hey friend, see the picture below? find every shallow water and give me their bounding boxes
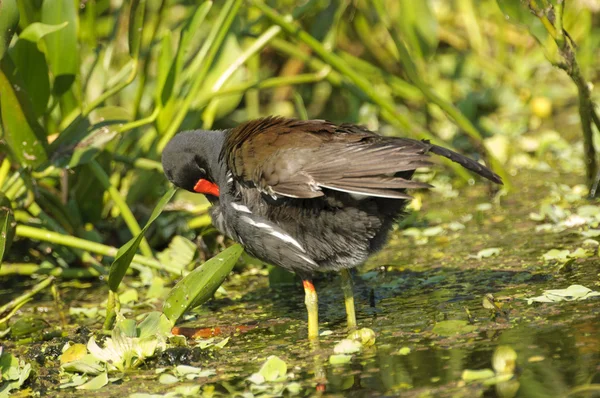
[3,170,600,397]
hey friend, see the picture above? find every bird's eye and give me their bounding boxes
[198,167,206,175]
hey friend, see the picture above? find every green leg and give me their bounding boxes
[340,269,357,330]
[303,279,319,340]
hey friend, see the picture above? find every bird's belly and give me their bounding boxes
[211,191,407,274]
[257,194,407,272]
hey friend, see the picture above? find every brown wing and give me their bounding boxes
[222,116,501,199]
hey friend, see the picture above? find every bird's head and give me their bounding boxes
[161,130,223,198]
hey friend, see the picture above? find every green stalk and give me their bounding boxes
[0,263,101,278]
[117,106,160,134]
[103,290,120,330]
[0,157,10,188]
[212,71,331,98]
[4,175,25,200]
[89,160,153,258]
[15,225,184,274]
[158,0,242,152]
[212,25,281,92]
[113,154,164,172]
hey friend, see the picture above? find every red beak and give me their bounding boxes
[193,179,220,197]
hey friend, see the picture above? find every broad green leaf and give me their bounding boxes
[0,193,15,266]
[108,187,177,292]
[19,22,68,44]
[9,24,66,117]
[0,0,19,60]
[162,244,243,324]
[397,0,438,59]
[156,31,174,107]
[41,0,78,95]
[0,56,48,168]
[51,107,131,169]
[128,0,147,59]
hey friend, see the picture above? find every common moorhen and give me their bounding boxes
[162,116,502,339]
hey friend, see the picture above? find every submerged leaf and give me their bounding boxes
[432,320,477,336]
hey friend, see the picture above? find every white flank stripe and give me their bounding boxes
[240,216,306,252]
[231,202,251,213]
[269,230,305,252]
[297,253,317,265]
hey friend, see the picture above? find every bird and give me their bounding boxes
[161,116,502,340]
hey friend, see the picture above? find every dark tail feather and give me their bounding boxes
[428,144,503,185]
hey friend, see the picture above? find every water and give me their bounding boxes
[2,170,599,397]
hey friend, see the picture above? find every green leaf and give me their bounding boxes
[51,106,131,169]
[76,371,108,390]
[0,56,49,168]
[128,0,147,59]
[41,0,78,95]
[0,193,16,267]
[162,244,243,324]
[138,312,171,339]
[9,23,67,117]
[329,354,352,365]
[108,187,177,292]
[19,22,68,44]
[156,31,174,107]
[397,0,438,59]
[257,356,287,382]
[0,0,19,60]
